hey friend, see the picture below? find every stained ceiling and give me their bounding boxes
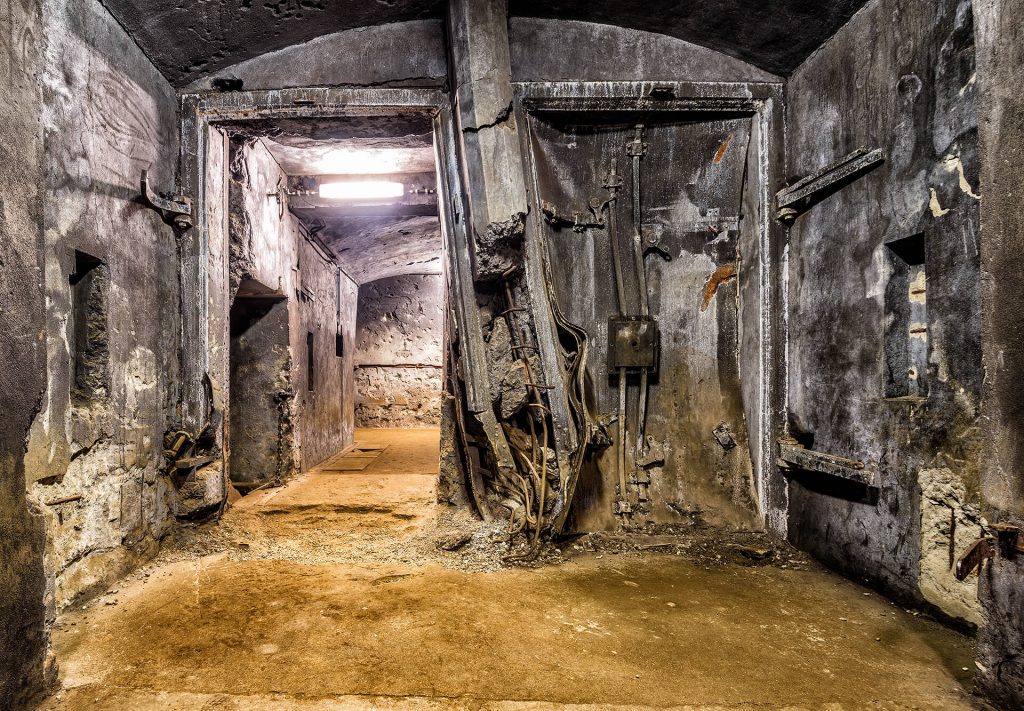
[244,120,441,286]
[312,216,443,285]
[100,0,870,86]
[263,137,436,176]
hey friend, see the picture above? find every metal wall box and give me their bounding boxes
[608,316,659,372]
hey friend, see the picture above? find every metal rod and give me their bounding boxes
[637,368,649,455]
[604,160,626,316]
[629,124,651,455]
[618,366,628,505]
[630,125,649,318]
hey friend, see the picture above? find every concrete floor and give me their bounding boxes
[42,429,982,710]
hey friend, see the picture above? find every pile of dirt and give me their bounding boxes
[157,491,811,576]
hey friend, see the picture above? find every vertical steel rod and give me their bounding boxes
[629,124,651,456]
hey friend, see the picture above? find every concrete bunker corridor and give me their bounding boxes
[6,1,1024,708]
[40,86,980,711]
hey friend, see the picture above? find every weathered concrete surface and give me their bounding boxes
[509,0,871,76]
[99,0,866,86]
[228,139,358,474]
[785,0,982,624]
[974,0,1024,705]
[263,135,437,176]
[449,0,528,242]
[296,235,358,469]
[509,19,779,83]
[320,216,444,285]
[100,0,444,87]
[22,0,180,622]
[185,20,447,93]
[355,274,444,428]
[355,275,444,366]
[0,0,49,705]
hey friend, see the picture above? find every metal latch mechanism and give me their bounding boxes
[141,169,194,230]
[955,523,1024,581]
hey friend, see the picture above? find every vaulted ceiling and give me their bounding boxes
[100,0,870,86]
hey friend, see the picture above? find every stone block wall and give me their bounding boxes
[354,273,444,428]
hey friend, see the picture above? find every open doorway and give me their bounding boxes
[219,107,450,497]
[228,280,291,494]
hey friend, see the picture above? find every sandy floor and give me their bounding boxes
[42,428,984,710]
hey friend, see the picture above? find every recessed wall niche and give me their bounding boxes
[69,250,110,404]
[884,234,928,399]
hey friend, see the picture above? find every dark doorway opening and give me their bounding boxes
[229,281,291,494]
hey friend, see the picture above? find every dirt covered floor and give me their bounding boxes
[42,429,983,710]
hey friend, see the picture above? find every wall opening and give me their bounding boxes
[208,102,455,493]
[228,284,292,493]
[69,250,109,404]
[884,234,928,399]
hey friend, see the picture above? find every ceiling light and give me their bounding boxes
[319,181,405,200]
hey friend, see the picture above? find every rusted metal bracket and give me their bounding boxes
[956,536,996,580]
[990,523,1024,552]
[777,440,877,487]
[776,148,885,223]
[141,169,194,230]
[953,524,1022,580]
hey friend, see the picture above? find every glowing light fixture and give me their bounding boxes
[318,181,405,200]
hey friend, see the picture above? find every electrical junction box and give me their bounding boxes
[607,316,659,372]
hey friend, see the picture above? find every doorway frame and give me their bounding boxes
[177,87,477,507]
[512,80,788,533]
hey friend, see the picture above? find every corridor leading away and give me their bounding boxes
[41,430,975,710]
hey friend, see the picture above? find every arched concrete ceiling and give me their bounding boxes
[99,0,444,87]
[509,0,872,76]
[101,0,870,86]
[311,215,443,285]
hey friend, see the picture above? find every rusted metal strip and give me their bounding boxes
[778,442,875,487]
[956,536,995,581]
[776,148,885,221]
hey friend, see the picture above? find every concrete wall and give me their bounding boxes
[21,0,180,621]
[974,0,1024,705]
[0,0,179,703]
[228,138,357,474]
[296,236,358,468]
[509,18,778,83]
[784,0,983,624]
[0,0,50,705]
[354,273,444,428]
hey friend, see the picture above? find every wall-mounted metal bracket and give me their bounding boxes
[776,148,885,223]
[956,536,995,580]
[541,198,607,232]
[777,439,877,487]
[141,169,194,230]
[952,524,1022,581]
[990,523,1024,553]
